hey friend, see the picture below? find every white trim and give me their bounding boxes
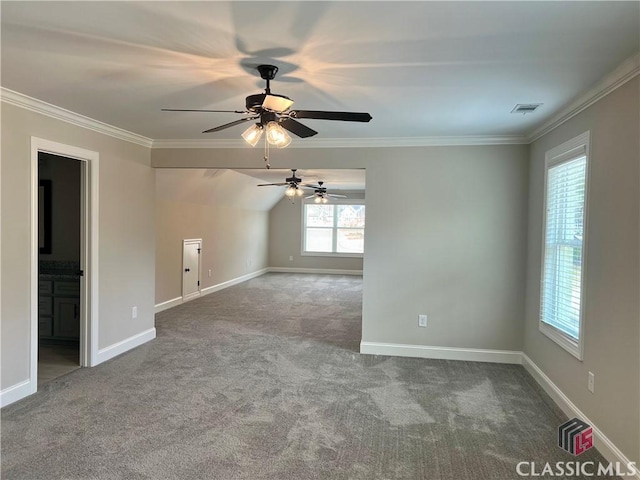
[155,268,269,313]
[359,342,523,364]
[539,131,590,361]
[200,267,269,295]
[95,328,156,365]
[151,135,527,149]
[528,53,640,143]
[302,201,366,257]
[30,138,101,400]
[300,252,364,259]
[154,296,183,314]
[269,267,363,276]
[522,354,640,479]
[182,291,201,302]
[3,54,637,151]
[0,380,33,408]
[2,88,152,148]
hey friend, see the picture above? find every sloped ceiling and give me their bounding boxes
[156,168,364,211]
[156,169,284,211]
[1,1,638,141]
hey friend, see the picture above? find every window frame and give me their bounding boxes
[539,131,591,360]
[301,199,365,258]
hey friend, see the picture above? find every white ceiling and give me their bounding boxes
[2,2,638,141]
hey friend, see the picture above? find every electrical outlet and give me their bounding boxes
[588,372,595,393]
[208,269,212,278]
[289,256,294,262]
[132,306,137,319]
[418,314,427,327]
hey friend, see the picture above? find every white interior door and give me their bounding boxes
[182,239,201,301]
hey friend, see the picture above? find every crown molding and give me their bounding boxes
[4,52,637,150]
[527,52,640,143]
[151,135,528,149]
[0,88,153,148]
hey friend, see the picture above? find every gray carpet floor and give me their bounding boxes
[1,273,612,479]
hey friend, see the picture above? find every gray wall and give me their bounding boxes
[524,78,639,463]
[155,202,269,304]
[1,102,155,389]
[154,169,277,305]
[361,147,529,350]
[153,144,530,354]
[269,192,365,271]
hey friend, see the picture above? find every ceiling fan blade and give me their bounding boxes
[162,108,247,113]
[202,117,257,134]
[328,194,348,198]
[257,182,289,186]
[302,183,322,189]
[279,118,318,138]
[289,110,372,122]
[304,195,315,199]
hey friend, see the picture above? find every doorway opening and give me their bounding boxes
[30,137,99,395]
[37,153,82,384]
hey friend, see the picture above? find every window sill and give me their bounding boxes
[539,321,583,360]
[301,252,363,259]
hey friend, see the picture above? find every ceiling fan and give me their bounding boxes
[162,64,373,147]
[257,168,310,197]
[305,181,347,204]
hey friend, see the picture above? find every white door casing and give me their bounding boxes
[182,239,201,301]
[30,137,99,397]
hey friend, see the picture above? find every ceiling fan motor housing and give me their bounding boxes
[246,93,267,112]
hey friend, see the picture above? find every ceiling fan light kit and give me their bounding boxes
[284,185,304,198]
[258,170,347,203]
[163,64,372,167]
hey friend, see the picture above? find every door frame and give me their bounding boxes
[30,137,99,393]
[182,238,202,302]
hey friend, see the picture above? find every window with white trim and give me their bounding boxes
[540,131,590,359]
[302,202,365,256]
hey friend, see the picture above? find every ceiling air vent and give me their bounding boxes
[511,103,543,114]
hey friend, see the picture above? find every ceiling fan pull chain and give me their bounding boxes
[264,136,271,169]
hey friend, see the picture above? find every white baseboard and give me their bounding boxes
[0,379,33,408]
[154,296,183,314]
[96,327,156,365]
[521,353,639,479]
[155,268,269,314]
[268,267,363,276]
[182,291,201,303]
[201,268,269,295]
[360,341,522,364]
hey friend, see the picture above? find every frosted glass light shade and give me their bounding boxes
[262,94,294,113]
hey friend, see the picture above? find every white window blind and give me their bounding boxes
[541,154,587,343]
